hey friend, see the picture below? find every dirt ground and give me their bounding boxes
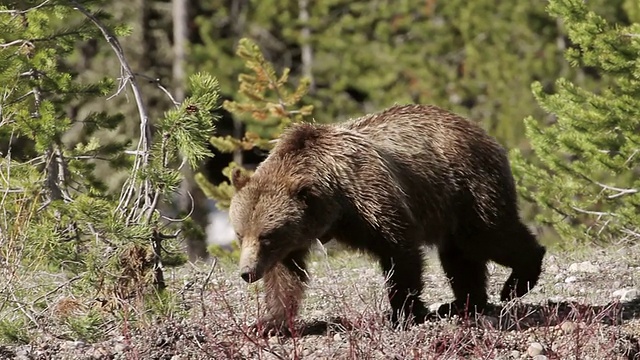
[2,242,640,360]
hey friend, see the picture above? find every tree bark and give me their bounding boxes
[172,0,187,103]
[298,0,315,92]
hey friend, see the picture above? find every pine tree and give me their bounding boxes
[195,37,313,210]
[0,0,220,340]
[511,0,640,245]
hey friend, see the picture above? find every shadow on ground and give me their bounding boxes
[291,298,640,337]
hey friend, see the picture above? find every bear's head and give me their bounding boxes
[228,158,338,284]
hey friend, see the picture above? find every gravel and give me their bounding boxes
[2,243,640,359]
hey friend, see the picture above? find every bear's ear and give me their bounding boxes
[289,180,314,202]
[231,167,251,191]
[278,123,322,154]
[296,185,312,201]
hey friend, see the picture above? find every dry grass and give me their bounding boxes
[1,243,640,359]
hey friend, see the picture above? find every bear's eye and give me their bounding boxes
[259,236,272,246]
[259,226,286,246]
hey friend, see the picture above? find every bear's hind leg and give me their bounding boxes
[491,222,545,302]
[378,247,429,328]
[436,241,489,317]
[258,249,309,336]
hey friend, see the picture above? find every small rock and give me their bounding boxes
[565,276,578,283]
[568,261,598,273]
[532,355,548,360]
[333,333,342,342]
[527,342,544,357]
[114,342,128,354]
[15,347,30,360]
[547,264,560,273]
[170,355,182,360]
[623,288,640,301]
[509,349,520,358]
[87,347,111,360]
[612,288,639,302]
[61,340,85,350]
[560,321,577,334]
[613,288,627,297]
[302,349,312,356]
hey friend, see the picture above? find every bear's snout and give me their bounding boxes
[239,241,264,283]
[240,266,260,283]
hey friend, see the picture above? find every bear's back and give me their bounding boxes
[342,104,498,158]
[341,104,518,228]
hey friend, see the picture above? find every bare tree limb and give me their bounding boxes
[0,0,51,14]
[69,0,153,218]
[199,257,217,318]
[161,189,195,223]
[570,206,617,218]
[0,39,33,48]
[620,228,640,239]
[134,72,180,107]
[595,181,638,199]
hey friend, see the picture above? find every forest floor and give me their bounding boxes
[2,242,640,360]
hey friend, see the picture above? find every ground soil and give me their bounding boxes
[2,243,640,359]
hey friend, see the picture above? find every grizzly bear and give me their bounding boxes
[228,104,545,334]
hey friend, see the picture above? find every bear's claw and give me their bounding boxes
[250,318,294,337]
[436,300,487,318]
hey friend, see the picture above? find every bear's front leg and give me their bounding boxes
[254,250,309,337]
[379,247,430,329]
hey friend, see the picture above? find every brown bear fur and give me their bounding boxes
[228,104,546,333]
